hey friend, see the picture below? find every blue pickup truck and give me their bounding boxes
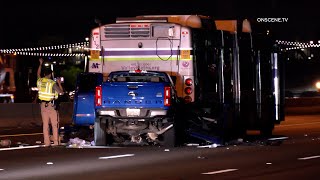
[94,70,181,147]
[73,72,103,126]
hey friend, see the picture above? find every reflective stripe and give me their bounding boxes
[37,78,56,101]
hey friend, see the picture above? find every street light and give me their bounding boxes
[315,81,320,91]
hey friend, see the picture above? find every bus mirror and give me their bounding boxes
[215,20,237,32]
[242,19,252,33]
[186,15,202,28]
[170,76,177,84]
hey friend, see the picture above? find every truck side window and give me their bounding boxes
[78,74,99,93]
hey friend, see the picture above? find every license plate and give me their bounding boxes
[126,109,140,117]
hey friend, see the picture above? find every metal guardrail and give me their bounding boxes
[0,94,14,103]
[0,103,73,128]
[285,97,320,107]
[0,98,319,128]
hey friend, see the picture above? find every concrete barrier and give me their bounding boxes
[0,103,73,128]
[285,97,320,115]
[285,97,320,107]
[1,98,320,128]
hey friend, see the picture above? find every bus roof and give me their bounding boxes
[113,15,252,33]
[116,15,207,28]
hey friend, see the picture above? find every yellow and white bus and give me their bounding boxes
[87,15,285,139]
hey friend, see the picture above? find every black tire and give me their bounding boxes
[163,125,176,148]
[260,125,274,138]
[94,117,106,146]
[260,117,274,138]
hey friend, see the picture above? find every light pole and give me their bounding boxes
[84,37,90,72]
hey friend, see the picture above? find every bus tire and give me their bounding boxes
[260,124,274,138]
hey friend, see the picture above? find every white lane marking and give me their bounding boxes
[0,133,42,138]
[66,146,123,149]
[266,162,272,165]
[0,169,4,171]
[46,162,53,165]
[279,122,320,127]
[0,145,42,151]
[268,137,289,141]
[99,154,135,160]
[202,169,238,175]
[197,144,221,148]
[298,155,320,160]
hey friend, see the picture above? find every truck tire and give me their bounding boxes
[163,125,176,147]
[94,117,106,146]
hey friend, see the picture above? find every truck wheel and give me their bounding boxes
[163,126,176,148]
[94,117,106,146]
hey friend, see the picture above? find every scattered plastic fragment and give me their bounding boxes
[186,143,199,146]
[197,156,207,159]
[0,140,11,147]
[197,143,221,148]
[67,137,92,148]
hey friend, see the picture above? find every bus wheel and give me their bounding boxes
[260,124,274,138]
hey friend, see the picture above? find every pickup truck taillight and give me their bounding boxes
[95,86,102,106]
[164,86,171,106]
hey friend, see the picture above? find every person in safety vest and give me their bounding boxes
[37,58,64,147]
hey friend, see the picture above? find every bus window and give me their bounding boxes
[192,28,219,103]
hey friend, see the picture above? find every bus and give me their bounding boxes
[86,15,285,141]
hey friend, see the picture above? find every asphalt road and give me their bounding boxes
[0,115,320,180]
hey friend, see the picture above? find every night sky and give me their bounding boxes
[1,0,320,93]
[1,0,320,48]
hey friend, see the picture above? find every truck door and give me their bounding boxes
[73,73,103,126]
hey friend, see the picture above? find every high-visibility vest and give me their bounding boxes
[37,78,59,101]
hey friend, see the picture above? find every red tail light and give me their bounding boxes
[95,86,102,106]
[185,78,192,86]
[184,87,192,94]
[164,86,171,106]
[184,96,192,103]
